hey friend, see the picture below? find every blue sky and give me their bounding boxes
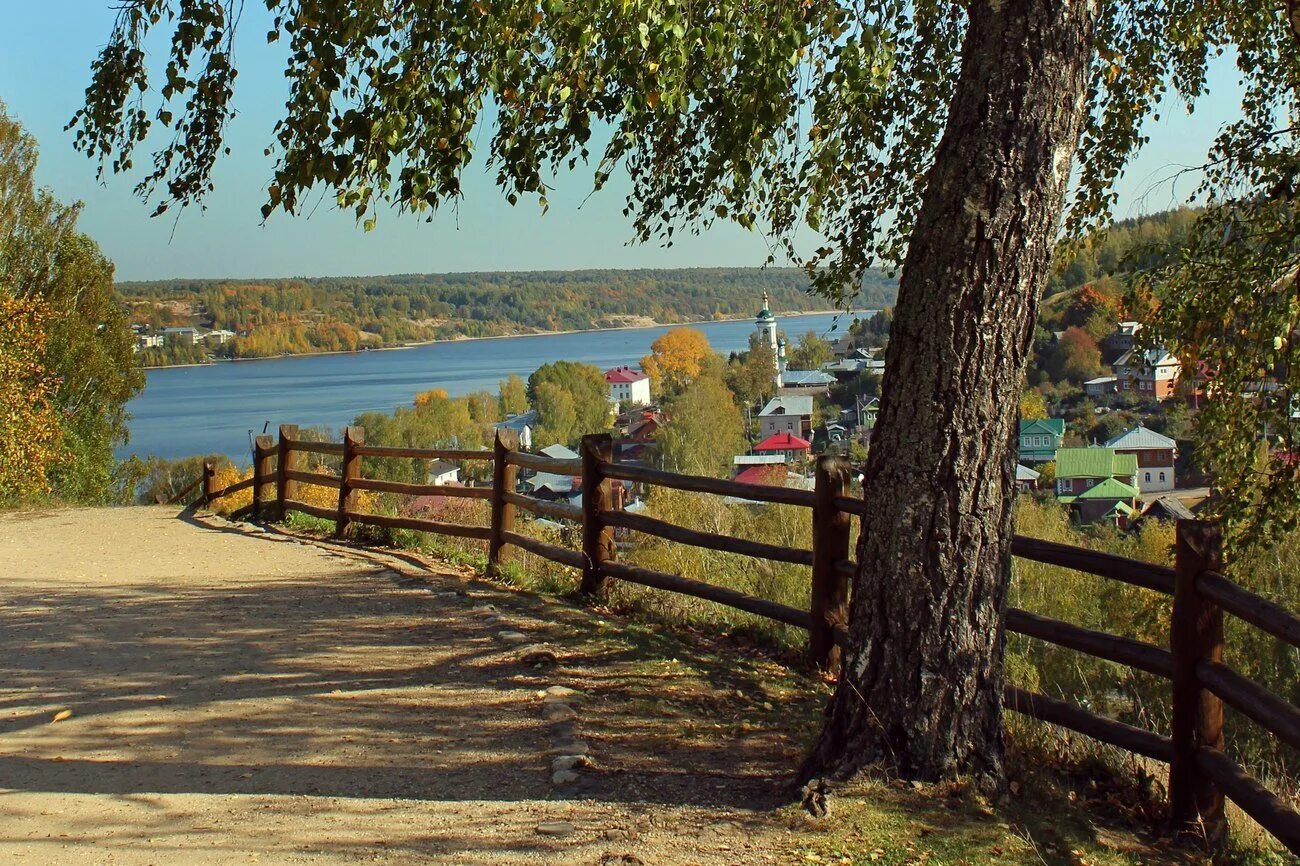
[1,2,1243,282]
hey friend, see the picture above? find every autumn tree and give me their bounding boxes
[498,374,529,417]
[1019,390,1049,422]
[0,293,65,500]
[641,327,713,396]
[658,375,747,478]
[1,103,142,502]
[1051,327,1104,384]
[73,0,1298,791]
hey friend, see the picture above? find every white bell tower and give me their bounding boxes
[755,292,781,387]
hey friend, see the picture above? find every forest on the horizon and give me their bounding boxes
[118,267,899,361]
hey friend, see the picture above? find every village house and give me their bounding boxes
[1016,464,1041,492]
[1100,321,1142,365]
[1061,477,1140,526]
[1084,376,1119,397]
[1113,348,1181,400]
[494,410,539,451]
[733,454,786,473]
[1018,418,1065,464]
[753,431,812,464]
[757,395,813,439]
[427,459,461,487]
[1054,447,1139,498]
[1106,424,1177,493]
[604,365,651,407]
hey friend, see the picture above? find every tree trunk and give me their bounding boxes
[803,0,1098,784]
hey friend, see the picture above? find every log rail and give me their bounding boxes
[191,424,1300,855]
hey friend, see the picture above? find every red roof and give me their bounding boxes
[734,465,788,486]
[754,431,811,452]
[605,365,649,384]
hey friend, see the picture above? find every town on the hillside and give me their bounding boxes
[394,293,1201,534]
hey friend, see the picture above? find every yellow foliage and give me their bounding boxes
[0,293,66,500]
[208,463,253,515]
[414,388,451,407]
[641,327,712,394]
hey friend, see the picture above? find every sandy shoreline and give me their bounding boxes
[141,307,872,370]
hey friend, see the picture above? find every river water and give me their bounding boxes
[123,311,866,461]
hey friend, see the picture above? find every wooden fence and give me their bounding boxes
[190,424,1300,854]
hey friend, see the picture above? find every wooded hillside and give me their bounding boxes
[118,267,898,351]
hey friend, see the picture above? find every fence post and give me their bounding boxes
[488,429,520,576]
[810,455,853,669]
[1169,519,1226,848]
[335,426,364,538]
[276,423,298,521]
[580,433,615,595]
[253,434,274,520]
[201,459,216,507]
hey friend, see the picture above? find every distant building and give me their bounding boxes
[1019,418,1065,464]
[1054,447,1138,497]
[1100,321,1142,365]
[824,422,849,444]
[206,329,236,345]
[604,365,651,407]
[1106,424,1177,493]
[134,332,164,352]
[754,292,835,394]
[1062,477,1140,526]
[162,326,198,347]
[1084,376,1119,397]
[495,410,539,451]
[858,397,879,431]
[779,369,837,394]
[1113,348,1181,400]
[753,431,812,463]
[733,454,787,469]
[428,459,461,486]
[733,464,788,487]
[757,395,813,439]
[1016,464,1041,492]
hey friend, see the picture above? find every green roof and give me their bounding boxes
[1020,418,1065,437]
[1055,447,1137,480]
[757,309,774,320]
[1075,477,1140,500]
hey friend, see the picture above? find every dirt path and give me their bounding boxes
[0,506,822,865]
[0,506,1184,866]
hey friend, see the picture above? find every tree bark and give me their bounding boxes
[803,0,1098,784]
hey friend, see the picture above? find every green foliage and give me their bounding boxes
[527,360,609,445]
[787,330,833,371]
[1,102,143,504]
[725,334,778,409]
[498,374,529,417]
[658,375,747,477]
[1146,197,1300,546]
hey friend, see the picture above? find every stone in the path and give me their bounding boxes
[550,721,578,740]
[536,820,574,836]
[498,630,529,643]
[552,754,591,772]
[552,769,580,785]
[542,702,577,721]
[520,645,559,665]
[543,685,583,700]
[474,603,497,612]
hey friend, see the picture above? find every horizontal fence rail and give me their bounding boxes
[187,426,1300,855]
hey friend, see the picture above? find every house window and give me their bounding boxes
[1060,479,1073,493]
[1145,472,1151,483]
[1159,472,1166,482]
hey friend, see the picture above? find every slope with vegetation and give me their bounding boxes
[117,267,898,363]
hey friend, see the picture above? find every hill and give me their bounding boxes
[117,267,898,362]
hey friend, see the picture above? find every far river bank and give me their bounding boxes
[123,311,869,462]
[139,307,864,369]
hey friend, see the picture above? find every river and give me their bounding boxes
[123,311,867,462]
